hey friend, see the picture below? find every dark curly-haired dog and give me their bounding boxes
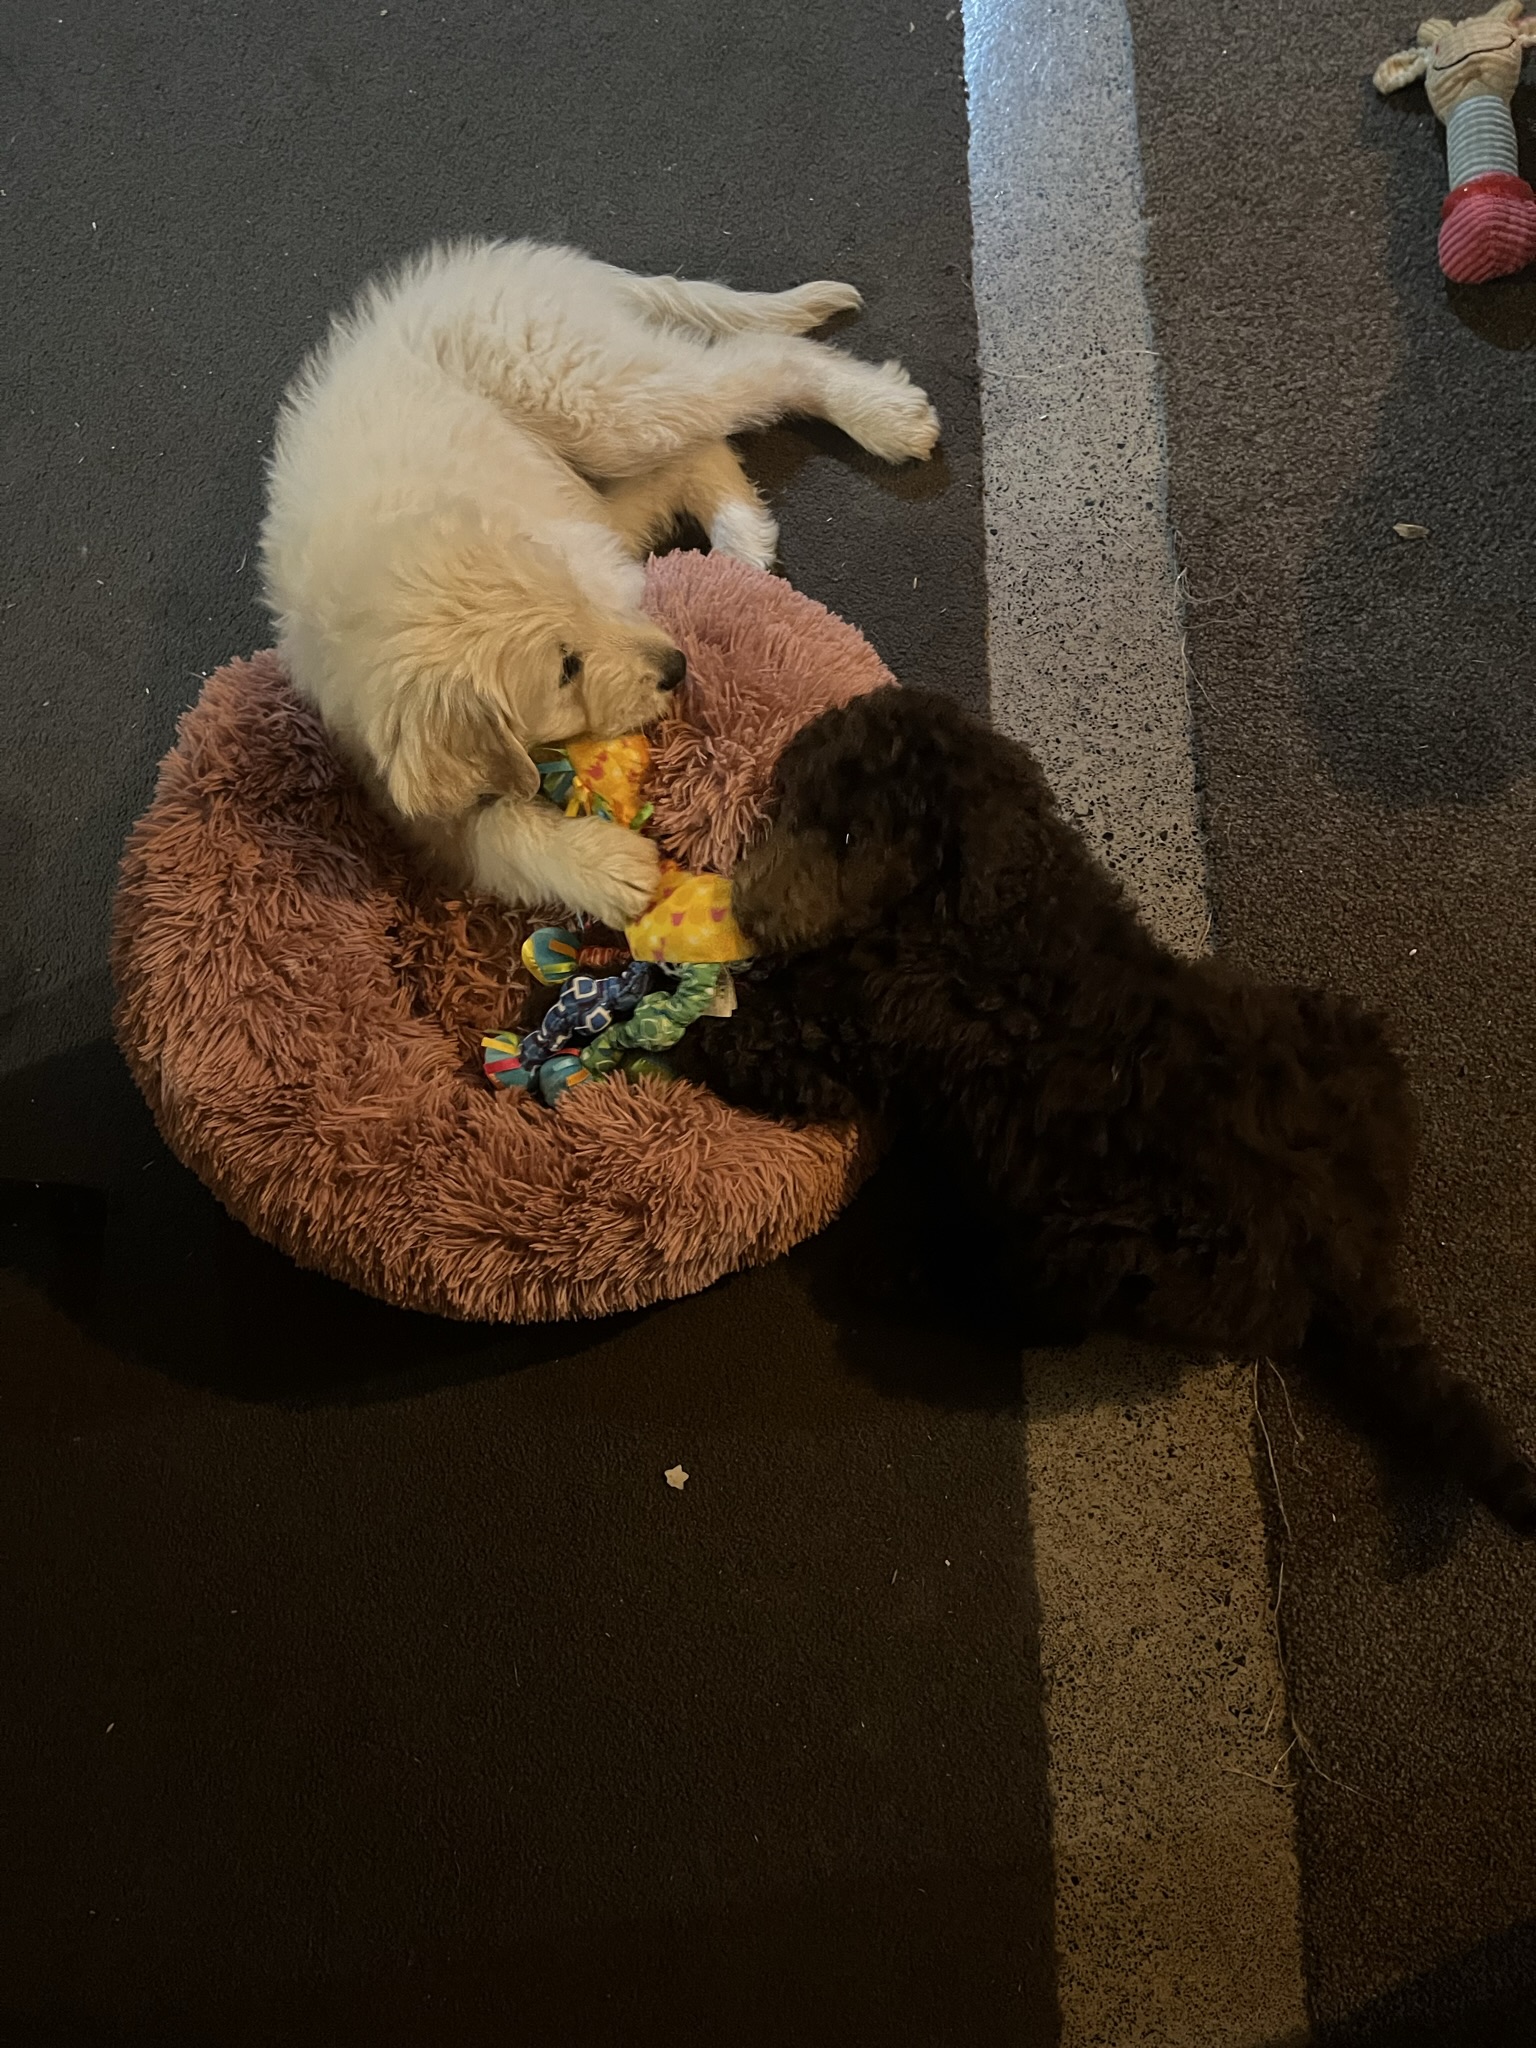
[677,688,1536,1533]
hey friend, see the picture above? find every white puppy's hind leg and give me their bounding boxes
[707,495,780,572]
[619,273,863,338]
[695,443,779,569]
[570,333,940,476]
[465,799,661,929]
[601,442,779,570]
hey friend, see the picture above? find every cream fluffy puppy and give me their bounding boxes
[259,239,940,927]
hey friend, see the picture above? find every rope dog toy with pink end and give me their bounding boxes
[1375,3,1536,283]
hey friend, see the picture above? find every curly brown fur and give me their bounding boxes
[678,689,1536,1534]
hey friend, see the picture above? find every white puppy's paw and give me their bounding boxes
[829,358,941,464]
[783,279,864,330]
[561,819,662,930]
[709,497,780,571]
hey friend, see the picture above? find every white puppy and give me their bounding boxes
[259,238,940,928]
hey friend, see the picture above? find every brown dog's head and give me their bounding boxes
[732,689,983,954]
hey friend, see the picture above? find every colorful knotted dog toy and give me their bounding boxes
[483,933,734,1103]
[628,862,754,965]
[517,964,652,1060]
[1375,4,1536,284]
[535,732,753,965]
[536,734,655,831]
[483,726,757,1103]
[580,963,730,1077]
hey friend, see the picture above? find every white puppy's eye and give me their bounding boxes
[560,651,583,686]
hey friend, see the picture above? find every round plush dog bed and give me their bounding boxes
[113,551,892,1321]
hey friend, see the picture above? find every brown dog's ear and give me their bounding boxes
[375,673,540,820]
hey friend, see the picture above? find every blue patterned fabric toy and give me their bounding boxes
[483,954,653,1102]
[483,924,742,1106]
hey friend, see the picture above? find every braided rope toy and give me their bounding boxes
[1375,3,1536,284]
[482,935,732,1105]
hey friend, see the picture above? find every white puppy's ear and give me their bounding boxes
[375,673,540,821]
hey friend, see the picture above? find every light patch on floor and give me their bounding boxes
[963,0,1309,2039]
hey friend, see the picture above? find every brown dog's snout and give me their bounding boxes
[732,829,843,954]
[656,648,687,693]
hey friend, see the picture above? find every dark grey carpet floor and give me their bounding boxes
[1125,1,1536,2040]
[0,6,1057,2043]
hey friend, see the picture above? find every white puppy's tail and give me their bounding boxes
[618,273,863,338]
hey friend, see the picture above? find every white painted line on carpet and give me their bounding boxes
[963,0,1309,2039]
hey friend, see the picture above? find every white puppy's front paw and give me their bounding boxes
[830,358,941,464]
[709,497,780,571]
[561,819,662,930]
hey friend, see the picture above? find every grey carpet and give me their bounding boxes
[0,5,1057,2043]
[1124,0,1536,2038]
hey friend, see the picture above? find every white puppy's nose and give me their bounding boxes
[656,648,687,693]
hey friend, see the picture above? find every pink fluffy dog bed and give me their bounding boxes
[112,552,892,1322]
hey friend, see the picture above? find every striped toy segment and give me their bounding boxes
[1445,91,1520,188]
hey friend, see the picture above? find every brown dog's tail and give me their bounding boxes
[1304,1298,1536,1533]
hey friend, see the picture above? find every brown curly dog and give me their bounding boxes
[676,689,1536,1534]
